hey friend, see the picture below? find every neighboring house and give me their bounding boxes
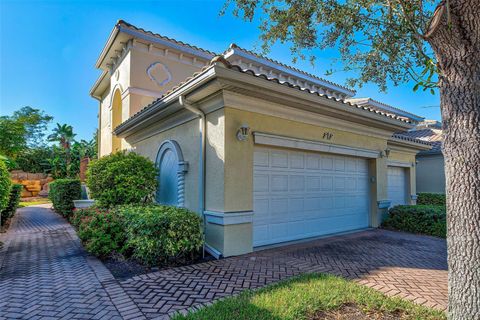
[400,121,444,193]
[90,20,431,258]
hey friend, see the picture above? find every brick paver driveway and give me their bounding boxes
[0,205,447,319]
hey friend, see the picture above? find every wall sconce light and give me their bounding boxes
[381,148,391,158]
[236,124,250,141]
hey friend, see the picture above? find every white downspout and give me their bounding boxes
[179,95,211,258]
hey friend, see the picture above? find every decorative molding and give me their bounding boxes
[146,62,172,87]
[377,200,391,209]
[156,140,188,207]
[204,211,254,226]
[387,160,413,168]
[223,90,395,140]
[253,132,381,159]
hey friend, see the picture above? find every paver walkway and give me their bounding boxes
[0,206,447,319]
[0,205,143,320]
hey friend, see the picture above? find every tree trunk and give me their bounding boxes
[427,1,480,318]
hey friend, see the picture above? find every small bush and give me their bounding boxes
[86,152,157,208]
[417,193,446,206]
[382,205,446,238]
[72,207,126,258]
[48,179,82,216]
[118,205,203,266]
[0,160,12,213]
[1,184,22,225]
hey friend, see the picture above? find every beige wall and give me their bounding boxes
[97,45,208,157]
[128,117,202,213]
[416,154,445,193]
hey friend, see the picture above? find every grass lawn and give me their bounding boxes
[18,198,51,208]
[173,273,445,320]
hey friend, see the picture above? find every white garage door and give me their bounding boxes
[253,147,371,247]
[387,166,408,207]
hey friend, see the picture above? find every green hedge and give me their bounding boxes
[1,184,22,225]
[382,205,446,238]
[49,179,82,216]
[72,207,126,258]
[119,205,204,266]
[86,152,157,208]
[417,193,446,206]
[0,160,12,213]
[72,204,204,265]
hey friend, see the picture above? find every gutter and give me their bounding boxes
[178,96,219,259]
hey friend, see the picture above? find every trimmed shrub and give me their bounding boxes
[1,184,22,225]
[382,205,446,238]
[417,193,446,206]
[0,160,12,213]
[72,207,126,258]
[86,152,157,208]
[117,205,203,266]
[48,179,82,216]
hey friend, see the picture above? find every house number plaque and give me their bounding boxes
[323,132,334,140]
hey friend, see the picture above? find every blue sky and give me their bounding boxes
[0,0,440,141]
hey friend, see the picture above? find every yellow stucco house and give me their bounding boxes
[91,20,430,258]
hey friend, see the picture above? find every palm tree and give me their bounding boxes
[48,123,76,176]
[48,123,76,150]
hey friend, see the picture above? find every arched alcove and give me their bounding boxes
[155,140,189,206]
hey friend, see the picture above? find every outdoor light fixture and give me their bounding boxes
[381,148,391,158]
[236,124,250,141]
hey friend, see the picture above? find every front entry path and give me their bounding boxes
[0,206,447,319]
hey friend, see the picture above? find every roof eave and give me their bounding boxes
[224,47,356,97]
[90,70,109,100]
[388,137,432,150]
[95,23,121,69]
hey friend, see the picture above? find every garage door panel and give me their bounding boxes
[387,167,408,207]
[254,147,370,246]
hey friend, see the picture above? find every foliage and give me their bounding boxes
[417,193,446,206]
[0,154,17,171]
[0,107,53,158]
[48,123,76,150]
[117,205,204,266]
[15,147,54,173]
[1,184,22,225]
[0,160,12,213]
[12,106,53,147]
[48,179,82,216]
[0,117,27,158]
[223,0,439,92]
[72,204,204,266]
[173,273,445,320]
[86,152,157,208]
[382,205,446,238]
[72,207,126,258]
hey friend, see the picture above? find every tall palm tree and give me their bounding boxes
[48,123,76,176]
[48,123,76,150]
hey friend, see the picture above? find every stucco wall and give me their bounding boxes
[129,118,202,213]
[416,154,445,193]
[129,48,205,96]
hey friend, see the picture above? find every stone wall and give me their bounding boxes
[10,170,54,198]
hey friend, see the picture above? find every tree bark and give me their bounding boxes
[427,1,480,318]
